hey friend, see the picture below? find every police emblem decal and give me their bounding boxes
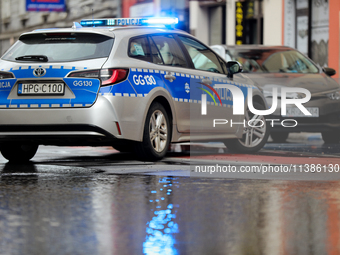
[185,82,190,93]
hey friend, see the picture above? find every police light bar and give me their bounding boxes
[80,17,178,27]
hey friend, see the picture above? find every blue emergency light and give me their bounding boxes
[80,17,178,27]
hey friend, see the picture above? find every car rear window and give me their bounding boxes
[2,33,114,62]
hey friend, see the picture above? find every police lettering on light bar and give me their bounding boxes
[141,18,179,25]
[80,17,178,27]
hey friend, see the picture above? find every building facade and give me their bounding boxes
[1,0,339,78]
[122,0,189,32]
[190,0,340,77]
[283,0,340,77]
[190,0,283,48]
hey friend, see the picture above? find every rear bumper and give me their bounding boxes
[0,124,117,146]
[0,96,122,145]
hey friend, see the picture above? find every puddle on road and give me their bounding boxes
[0,168,340,255]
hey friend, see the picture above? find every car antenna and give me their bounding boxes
[92,9,94,27]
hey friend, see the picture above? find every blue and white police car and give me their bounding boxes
[0,17,269,162]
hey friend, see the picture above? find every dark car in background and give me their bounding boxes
[211,45,340,143]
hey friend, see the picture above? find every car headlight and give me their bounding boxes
[327,91,340,100]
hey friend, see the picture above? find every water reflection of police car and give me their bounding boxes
[0,17,269,162]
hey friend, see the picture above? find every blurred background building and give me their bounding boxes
[122,0,189,32]
[0,0,339,77]
[191,0,339,75]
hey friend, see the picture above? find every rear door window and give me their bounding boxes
[2,33,114,62]
[150,34,187,67]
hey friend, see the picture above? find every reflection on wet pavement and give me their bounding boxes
[143,177,179,255]
[0,163,340,255]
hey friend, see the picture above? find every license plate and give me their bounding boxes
[283,107,319,117]
[18,83,65,95]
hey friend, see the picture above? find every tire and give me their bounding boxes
[322,131,340,144]
[224,102,270,153]
[271,132,289,143]
[134,102,171,161]
[1,143,38,163]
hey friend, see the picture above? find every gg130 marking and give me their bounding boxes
[73,80,93,86]
[133,75,156,85]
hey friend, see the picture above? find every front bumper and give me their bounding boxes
[270,111,340,132]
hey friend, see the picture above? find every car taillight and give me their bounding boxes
[68,70,100,78]
[100,69,128,86]
[0,71,14,79]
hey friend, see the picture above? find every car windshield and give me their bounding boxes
[2,32,114,62]
[226,48,319,74]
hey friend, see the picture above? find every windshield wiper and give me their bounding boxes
[15,55,48,62]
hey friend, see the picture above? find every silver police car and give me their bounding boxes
[0,18,269,162]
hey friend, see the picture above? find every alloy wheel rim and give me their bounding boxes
[149,110,168,152]
[239,109,266,148]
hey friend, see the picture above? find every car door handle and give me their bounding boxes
[201,78,212,85]
[164,74,176,82]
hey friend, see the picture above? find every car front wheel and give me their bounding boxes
[134,102,171,161]
[1,143,39,163]
[224,102,270,153]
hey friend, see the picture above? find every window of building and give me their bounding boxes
[284,0,329,67]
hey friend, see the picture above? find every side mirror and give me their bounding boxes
[323,67,336,77]
[226,61,242,78]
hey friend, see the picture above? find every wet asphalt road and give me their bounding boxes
[1,134,340,255]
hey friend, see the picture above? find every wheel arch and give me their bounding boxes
[134,95,174,161]
[152,96,173,125]
[138,88,177,142]
[147,96,174,143]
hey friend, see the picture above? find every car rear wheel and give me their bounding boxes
[322,131,340,144]
[134,102,171,161]
[224,102,270,153]
[1,143,39,163]
[270,132,289,143]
